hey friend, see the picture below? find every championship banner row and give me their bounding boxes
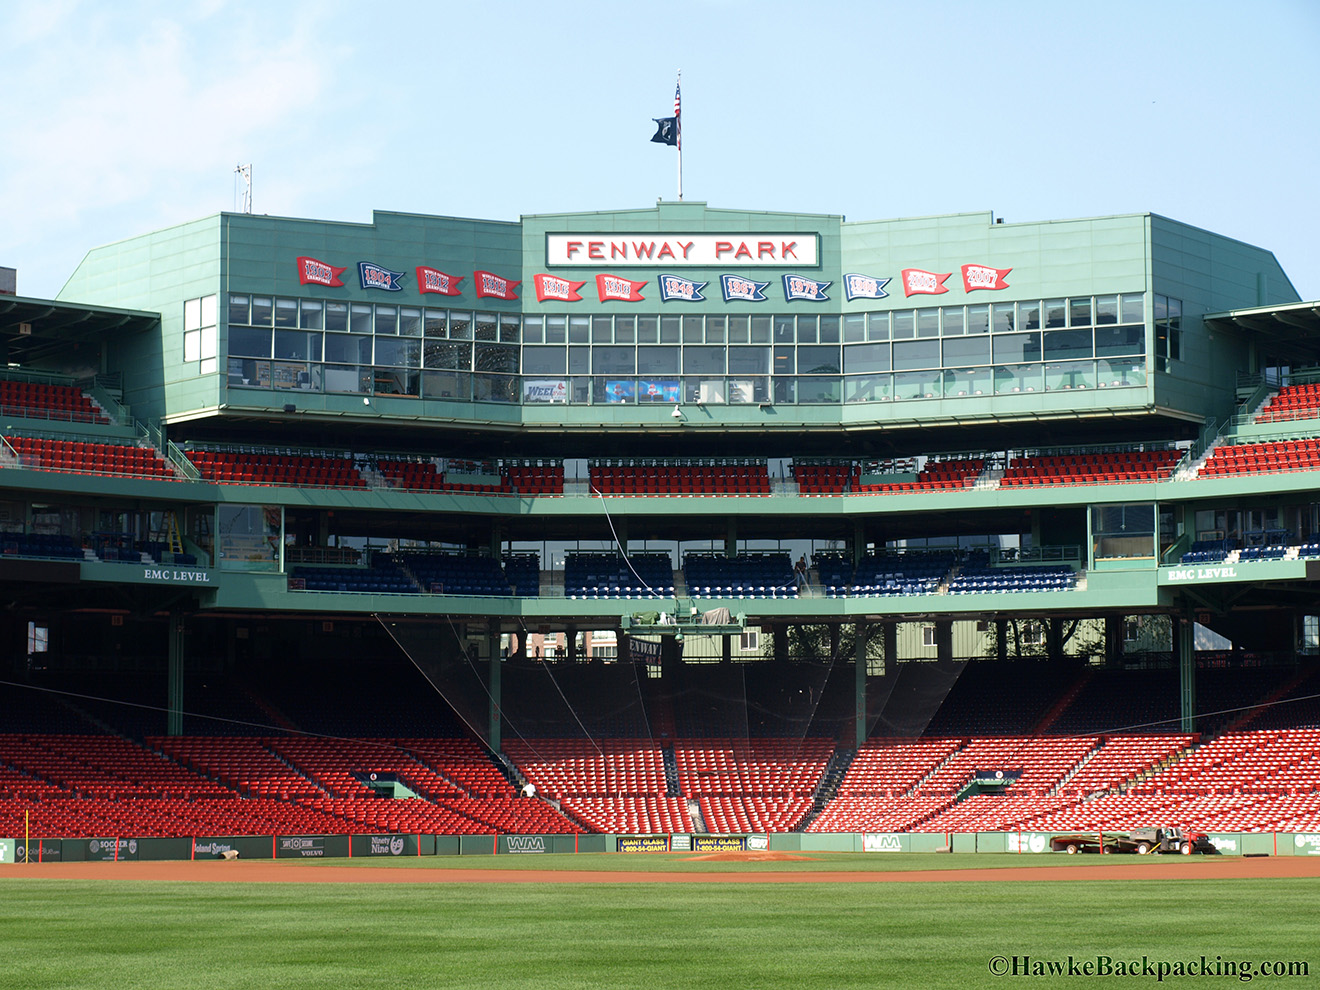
[298,257,1012,303]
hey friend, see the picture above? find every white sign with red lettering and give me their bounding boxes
[546,233,819,267]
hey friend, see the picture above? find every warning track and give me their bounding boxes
[5,855,1319,884]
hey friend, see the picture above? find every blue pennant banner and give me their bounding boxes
[782,273,831,302]
[657,274,707,303]
[720,274,770,302]
[843,273,891,301]
[359,262,405,292]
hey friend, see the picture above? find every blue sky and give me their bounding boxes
[2,0,1317,301]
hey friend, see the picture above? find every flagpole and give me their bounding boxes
[676,70,683,202]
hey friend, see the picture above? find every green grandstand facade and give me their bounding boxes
[54,204,1295,437]
[3,202,1319,746]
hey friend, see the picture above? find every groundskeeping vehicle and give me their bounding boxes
[1050,827,1211,855]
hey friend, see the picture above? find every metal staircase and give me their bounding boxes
[795,746,855,830]
[662,746,682,797]
[687,798,708,833]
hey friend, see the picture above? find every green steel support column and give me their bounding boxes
[1179,606,1196,733]
[882,622,897,669]
[1105,615,1123,666]
[936,620,953,664]
[854,621,867,749]
[721,634,731,663]
[488,632,502,752]
[1047,618,1063,659]
[995,620,1008,661]
[725,518,736,558]
[167,611,185,736]
[661,634,680,671]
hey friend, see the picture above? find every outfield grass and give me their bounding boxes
[2,870,1316,989]
[283,850,1261,873]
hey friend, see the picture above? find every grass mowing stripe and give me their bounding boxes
[272,851,1256,873]
[2,879,1316,989]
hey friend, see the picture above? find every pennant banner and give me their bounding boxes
[961,264,1012,292]
[297,256,347,288]
[474,270,521,300]
[657,274,706,302]
[596,274,647,302]
[416,267,463,296]
[901,269,951,297]
[843,273,891,301]
[359,262,405,292]
[782,274,831,302]
[720,274,770,303]
[535,274,586,303]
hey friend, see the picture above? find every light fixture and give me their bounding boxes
[671,404,683,419]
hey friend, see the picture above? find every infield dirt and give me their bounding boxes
[5,853,1320,884]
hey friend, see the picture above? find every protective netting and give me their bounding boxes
[378,614,966,754]
[375,615,503,751]
[864,657,969,739]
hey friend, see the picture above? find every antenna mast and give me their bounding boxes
[234,164,253,213]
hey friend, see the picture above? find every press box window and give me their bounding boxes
[184,295,218,374]
[1154,294,1182,372]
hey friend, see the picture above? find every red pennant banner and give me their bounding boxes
[961,264,1012,292]
[900,268,951,297]
[416,267,464,296]
[296,256,347,288]
[595,273,647,302]
[534,274,586,302]
[474,270,521,300]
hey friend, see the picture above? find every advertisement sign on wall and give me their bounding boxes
[523,380,568,403]
[862,833,905,853]
[693,835,746,852]
[617,835,670,853]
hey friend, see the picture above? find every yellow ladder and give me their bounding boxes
[152,511,184,556]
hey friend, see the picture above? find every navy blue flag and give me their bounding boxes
[651,117,678,146]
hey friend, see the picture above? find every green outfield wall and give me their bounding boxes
[6,831,1319,862]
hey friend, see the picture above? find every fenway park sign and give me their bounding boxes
[546,233,820,267]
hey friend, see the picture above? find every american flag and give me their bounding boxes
[673,79,681,149]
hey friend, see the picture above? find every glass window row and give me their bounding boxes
[228,357,1147,403]
[227,292,1146,345]
[228,327,1144,374]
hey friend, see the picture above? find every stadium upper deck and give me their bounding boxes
[46,203,1298,449]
